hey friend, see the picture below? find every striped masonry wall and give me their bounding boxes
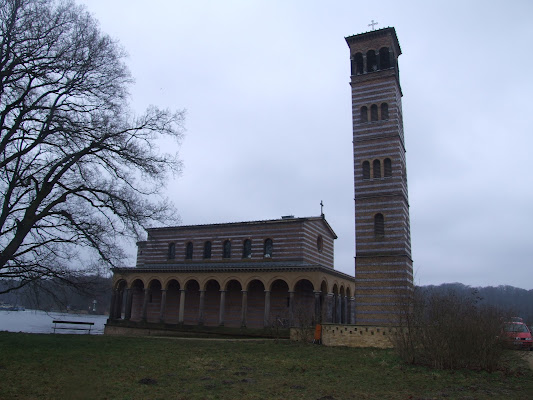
[346,28,413,325]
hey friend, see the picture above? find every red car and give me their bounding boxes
[503,322,533,350]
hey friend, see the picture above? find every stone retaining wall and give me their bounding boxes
[291,323,399,348]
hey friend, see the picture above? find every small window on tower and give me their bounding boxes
[371,104,378,121]
[381,103,389,120]
[374,214,385,238]
[373,159,381,179]
[379,47,391,69]
[360,106,368,123]
[366,50,377,72]
[362,161,370,180]
[354,52,364,75]
[384,158,392,178]
[317,235,323,253]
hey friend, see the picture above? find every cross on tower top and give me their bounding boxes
[368,20,378,30]
[320,200,324,217]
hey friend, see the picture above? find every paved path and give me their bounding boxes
[148,336,289,342]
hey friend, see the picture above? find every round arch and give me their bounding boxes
[130,279,145,322]
[163,279,181,324]
[183,279,200,325]
[246,279,266,329]
[269,279,289,327]
[293,279,315,327]
[203,279,221,326]
[224,279,242,327]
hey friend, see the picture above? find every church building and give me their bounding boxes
[108,216,356,330]
[105,27,412,334]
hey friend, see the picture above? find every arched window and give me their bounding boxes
[362,161,370,180]
[366,50,377,72]
[264,239,273,258]
[374,213,384,238]
[384,158,392,178]
[373,159,381,179]
[203,241,212,259]
[379,47,390,69]
[185,242,193,259]
[167,243,176,260]
[242,239,252,259]
[360,106,368,123]
[223,240,231,259]
[381,103,389,120]
[317,235,323,253]
[354,52,364,75]
[370,104,378,121]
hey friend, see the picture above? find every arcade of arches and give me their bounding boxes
[109,268,355,328]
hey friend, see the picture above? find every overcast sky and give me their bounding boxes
[79,0,533,290]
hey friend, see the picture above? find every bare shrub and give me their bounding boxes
[292,305,315,343]
[391,288,508,371]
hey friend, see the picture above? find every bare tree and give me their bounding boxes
[0,0,185,294]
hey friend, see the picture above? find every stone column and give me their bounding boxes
[335,295,341,323]
[115,289,124,319]
[313,291,322,324]
[263,290,271,327]
[350,297,356,325]
[288,291,295,327]
[343,296,349,325]
[240,290,248,328]
[218,290,226,326]
[109,289,117,320]
[124,288,133,320]
[178,289,186,324]
[141,288,150,322]
[159,289,167,324]
[198,290,206,326]
[325,293,334,323]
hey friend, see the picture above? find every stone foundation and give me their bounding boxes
[291,323,399,348]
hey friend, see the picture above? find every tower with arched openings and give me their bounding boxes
[346,27,413,324]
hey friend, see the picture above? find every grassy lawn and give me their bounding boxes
[0,332,531,399]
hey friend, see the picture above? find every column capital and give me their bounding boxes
[179,288,187,293]
[241,290,248,293]
[313,290,322,295]
[264,290,271,293]
[219,289,227,293]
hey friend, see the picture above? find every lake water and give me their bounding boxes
[0,309,109,334]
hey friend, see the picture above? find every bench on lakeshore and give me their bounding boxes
[52,320,94,334]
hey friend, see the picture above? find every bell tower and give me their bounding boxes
[345,27,413,324]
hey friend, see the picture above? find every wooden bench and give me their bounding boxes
[52,320,94,334]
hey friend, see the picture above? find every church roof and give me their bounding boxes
[147,215,338,239]
[345,26,402,55]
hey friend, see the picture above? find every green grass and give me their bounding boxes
[0,332,531,399]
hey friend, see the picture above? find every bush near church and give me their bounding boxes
[391,288,508,372]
